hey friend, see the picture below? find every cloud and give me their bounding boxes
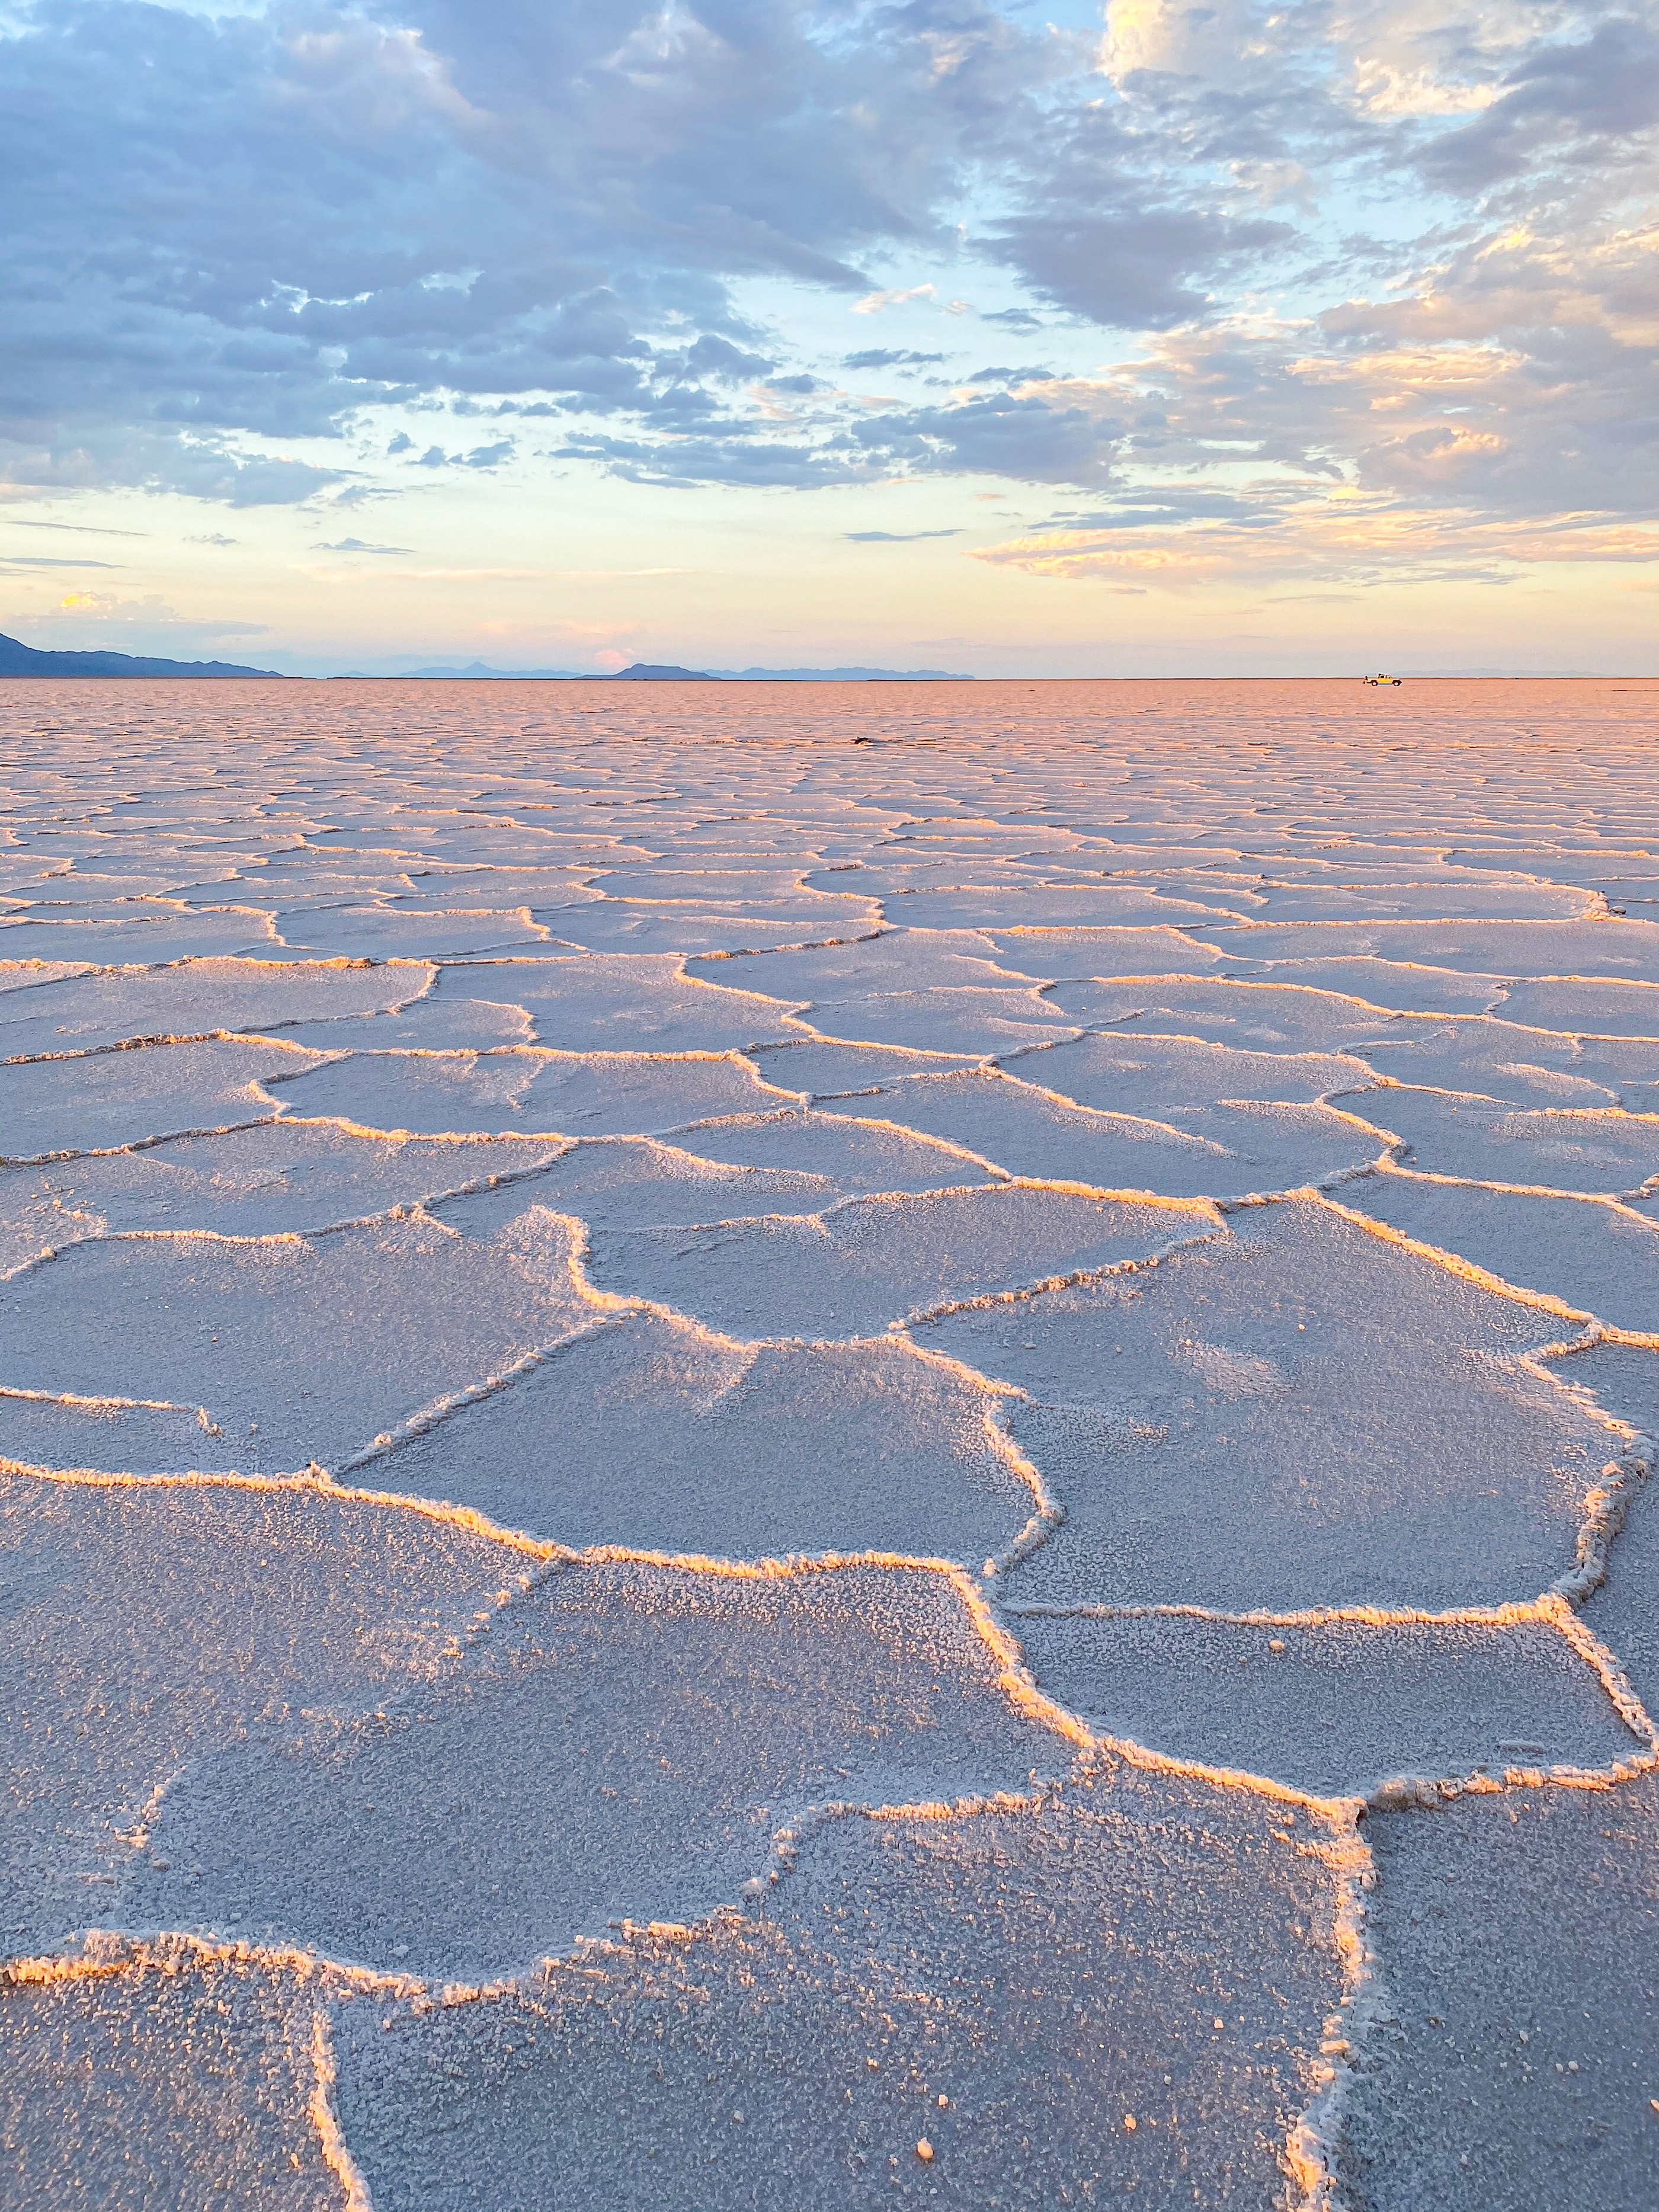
[972,498,1659,591]
[843,350,949,370]
[1421,17,1659,187]
[33,590,268,640]
[0,0,1064,501]
[966,364,1055,384]
[6,518,147,537]
[0,0,1651,595]
[410,440,514,470]
[313,537,415,554]
[677,336,776,383]
[554,376,1127,493]
[851,388,1125,486]
[985,96,1293,329]
[853,283,969,316]
[554,429,871,491]
[0,554,120,569]
[844,528,963,541]
[0,424,345,506]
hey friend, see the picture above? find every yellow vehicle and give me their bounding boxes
[1363,672,1402,685]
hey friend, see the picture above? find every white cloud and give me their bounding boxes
[853,283,970,316]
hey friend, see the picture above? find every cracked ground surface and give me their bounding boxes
[3,675,1659,2208]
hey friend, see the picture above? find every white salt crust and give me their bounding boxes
[4,677,1659,2211]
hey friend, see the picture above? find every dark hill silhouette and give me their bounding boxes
[0,631,279,678]
[579,662,717,681]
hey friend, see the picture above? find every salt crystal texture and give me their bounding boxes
[4,676,1658,2210]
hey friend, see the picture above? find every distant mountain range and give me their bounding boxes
[0,640,979,683]
[583,662,975,681]
[5,634,1603,683]
[0,630,278,678]
[1393,667,1603,678]
[342,659,585,678]
[334,660,972,680]
[712,665,972,680]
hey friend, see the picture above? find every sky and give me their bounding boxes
[0,0,1655,677]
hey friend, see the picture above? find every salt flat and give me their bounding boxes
[2,676,1658,2210]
